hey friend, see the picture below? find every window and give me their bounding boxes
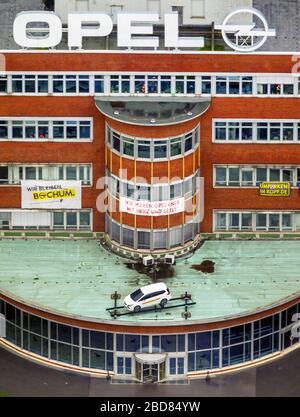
[283,123,294,141]
[270,123,281,141]
[170,137,182,156]
[38,75,48,93]
[242,77,253,94]
[0,167,8,184]
[25,75,36,93]
[215,122,226,140]
[107,126,199,160]
[215,167,226,186]
[241,123,253,140]
[95,76,104,93]
[161,75,171,93]
[202,76,211,94]
[256,168,267,185]
[154,141,167,158]
[53,75,64,93]
[0,76,7,93]
[138,231,150,249]
[256,213,267,230]
[241,169,253,186]
[138,141,150,159]
[241,213,252,230]
[66,75,77,93]
[12,121,23,138]
[216,76,226,94]
[148,76,158,93]
[122,228,134,248]
[228,122,239,140]
[257,122,268,141]
[12,75,23,93]
[135,75,146,93]
[229,76,240,94]
[122,137,134,157]
[79,75,89,93]
[0,121,8,138]
[228,168,239,186]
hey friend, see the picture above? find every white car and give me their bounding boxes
[124,283,171,313]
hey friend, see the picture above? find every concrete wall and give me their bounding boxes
[55,0,253,25]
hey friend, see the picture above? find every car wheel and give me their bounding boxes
[134,305,141,313]
[160,299,168,308]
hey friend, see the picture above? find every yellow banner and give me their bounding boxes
[259,182,291,197]
[32,188,77,201]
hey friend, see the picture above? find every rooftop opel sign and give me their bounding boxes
[215,7,276,52]
[13,7,275,52]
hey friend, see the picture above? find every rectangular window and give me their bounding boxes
[0,166,9,184]
[53,75,64,93]
[242,77,253,94]
[170,137,182,156]
[135,76,146,93]
[38,121,49,139]
[154,141,167,158]
[66,121,77,139]
[138,231,150,249]
[257,122,268,141]
[215,167,227,186]
[270,84,281,95]
[148,75,158,93]
[256,213,267,230]
[12,75,23,93]
[38,75,48,93]
[241,213,252,230]
[228,167,240,186]
[282,123,294,141]
[66,75,77,93]
[78,75,89,93]
[257,83,268,94]
[241,122,253,140]
[228,122,240,140]
[0,76,7,93]
[270,123,281,141]
[12,121,23,139]
[241,169,253,186]
[215,122,226,140]
[95,75,104,93]
[216,213,226,230]
[53,121,64,139]
[269,213,280,231]
[0,121,8,139]
[138,141,150,159]
[161,75,171,93]
[25,121,36,139]
[229,213,239,229]
[123,137,134,157]
[216,76,227,94]
[228,76,240,94]
[25,75,36,93]
[256,168,267,185]
[201,76,211,94]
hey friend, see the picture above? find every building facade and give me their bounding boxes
[0,50,300,380]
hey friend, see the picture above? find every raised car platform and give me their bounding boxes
[0,239,299,325]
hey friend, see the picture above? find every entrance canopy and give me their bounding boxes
[135,353,167,365]
[95,96,211,126]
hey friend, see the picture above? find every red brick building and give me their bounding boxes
[0,51,300,255]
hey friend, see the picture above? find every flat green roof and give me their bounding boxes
[0,239,299,325]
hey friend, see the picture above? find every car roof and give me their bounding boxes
[139,282,167,294]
